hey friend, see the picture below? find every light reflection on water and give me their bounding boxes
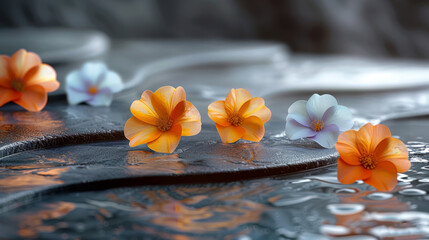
[0,142,429,239]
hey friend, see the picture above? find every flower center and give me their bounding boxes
[228,114,243,126]
[311,119,324,132]
[360,155,376,170]
[157,117,173,132]
[88,86,98,95]
[11,80,25,92]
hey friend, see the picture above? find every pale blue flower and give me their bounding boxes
[66,62,123,106]
[285,94,353,148]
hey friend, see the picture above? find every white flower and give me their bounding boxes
[285,94,353,148]
[66,62,123,106]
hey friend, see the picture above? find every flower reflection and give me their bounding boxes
[0,174,64,193]
[18,202,75,238]
[0,111,64,142]
[126,150,185,174]
[323,190,421,239]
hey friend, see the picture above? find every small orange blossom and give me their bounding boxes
[335,123,410,192]
[208,88,271,143]
[0,49,60,111]
[124,86,201,153]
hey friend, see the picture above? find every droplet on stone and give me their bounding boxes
[327,204,365,215]
[398,188,427,196]
[366,192,393,200]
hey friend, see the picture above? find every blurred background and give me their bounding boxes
[2,0,429,58]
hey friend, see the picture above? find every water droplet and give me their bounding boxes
[327,204,365,215]
[320,225,350,236]
[292,179,312,184]
[335,188,358,194]
[397,173,416,183]
[366,192,393,200]
[411,157,429,163]
[272,195,319,207]
[418,178,429,183]
[398,188,427,196]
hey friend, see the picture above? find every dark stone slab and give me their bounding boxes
[0,118,337,211]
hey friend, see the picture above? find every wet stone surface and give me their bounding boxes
[0,99,338,212]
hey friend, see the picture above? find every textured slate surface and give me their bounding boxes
[0,100,338,211]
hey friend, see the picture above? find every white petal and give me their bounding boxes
[287,100,310,126]
[67,88,91,105]
[65,71,86,91]
[322,105,353,131]
[81,62,107,85]
[287,113,310,127]
[286,118,317,140]
[87,93,114,107]
[98,71,123,93]
[306,94,338,120]
[309,124,340,148]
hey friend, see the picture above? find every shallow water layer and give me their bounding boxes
[0,139,428,240]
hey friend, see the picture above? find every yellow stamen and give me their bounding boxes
[157,117,173,132]
[88,86,98,95]
[360,155,376,170]
[11,80,25,92]
[311,119,324,132]
[228,114,243,126]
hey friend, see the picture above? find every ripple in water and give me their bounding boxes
[398,188,427,196]
[326,204,365,215]
[366,192,393,200]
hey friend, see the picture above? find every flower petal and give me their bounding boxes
[241,116,265,142]
[322,105,353,131]
[124,117,162,147]
[306,93,338,120]
[287,114,310,127]
[13,85,47,112]
[66,87,91,105]
[309,124,340,148]
[337,158,372,184]
[151,86,175,117]
[363,161,398,192]
[86,93,114,107]
[98,71,123,93]
[170,86,186,112]
[208,100,230,126]
[239,97,271,123]
[175,101,201,123]
[225,88,252,114]
[180,121,201,136]
[0,55,11,87]
[285,118,316,140]
[24,64,59,92]
[215,123,245,143]
[10,49,41,79]
[0,87,19,107]
[357,123,391,153]
[147,124,182,153]
[130,98,159,126]
[335,130,362,165]
[81,62,108,85]
[374,137,410,172]
[287,100,310,126]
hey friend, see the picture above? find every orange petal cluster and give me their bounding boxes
[208,88,271,143]
[124,86,201,153]
[335,123,410,192]
[0,49,60,111]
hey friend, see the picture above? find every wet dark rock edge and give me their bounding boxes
[0,131,126,158]
[0,154,337,213]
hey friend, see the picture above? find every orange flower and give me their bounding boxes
[0,49,60,111]
[335,123,410,192]
[208,88,271,143]
[124,86,201,153]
